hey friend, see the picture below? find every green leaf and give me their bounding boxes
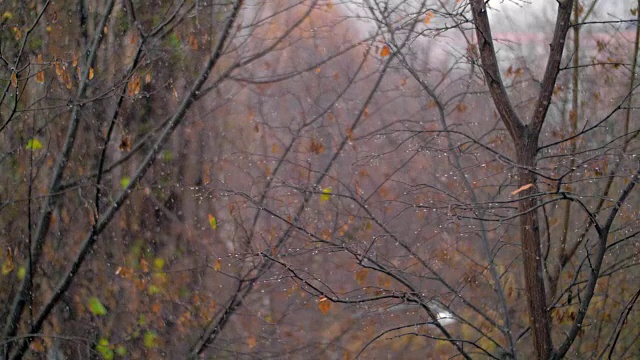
[143,331,158,348]
[320,187,332,203]
[115,345,127,356]
[96,338,114,360]
[153,257,165,271]
[17,266,25,279]
[147,284,160,295]
[26,138,42,150]
[88,297,108,316]
[208,214,217,230]
[120,177,131,189]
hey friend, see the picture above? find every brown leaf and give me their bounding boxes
[127,74,141,96]
[510,183,534,196]
[355,269,368,285]
[310,137,325,154]
[317,296,331,314]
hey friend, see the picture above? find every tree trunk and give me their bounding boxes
[516,127,552,359]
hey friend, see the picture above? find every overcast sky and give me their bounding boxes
[491,0,633,33]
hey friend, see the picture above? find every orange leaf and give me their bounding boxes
[346,127,354,140]
[355,269,368,285]
[89,67,94,80]
[247,336,257,349]
[317,296,331,314]
[10,72,17,88]
[35,71,44,84]
[127,74,140,96]
[424,11,434,25]
[380,45,390,57]
[511,183,534,196]
[213,259,221,271]
[326,0,334,11]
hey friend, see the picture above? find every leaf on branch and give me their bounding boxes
[88,296,108,316]
[380,45,390,57]
[510,183,534,196]
[424,11,434,25]
[247,336,257,349]
[10,72,17,88]
[326,0,334,11]
[120,177,131,189]
[208,214,217,230]
[355,269,368,285]
[310,137,325,154]
[26,138,42,150]
[127,74,140,96]
[320,187,332,203]
[143,331,158,348]
[96,338,113,360]
[317,296,331,314]
[213,259,221,271]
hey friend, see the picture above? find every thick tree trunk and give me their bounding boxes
[516,128,552,359]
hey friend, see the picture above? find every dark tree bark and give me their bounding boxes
[470,0,575,358]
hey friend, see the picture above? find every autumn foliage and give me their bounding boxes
[0,1,639,359]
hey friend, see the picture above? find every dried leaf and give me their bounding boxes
[424,11,434,25]
[127,74,140,96]
[511,183,534,196]
[326,0,334,11]
[118,135,131,152]
[346,127,354,140]
[35,70,44,84]
[247,336,257,349]
[355,269,368,285]
[380,45,390,57]
[317,296,331,314]
[310,138,325,154]
[10,72,17,88]
[214,259,221,271]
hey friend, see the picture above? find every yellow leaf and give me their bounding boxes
[317,296,331,314]
[1,259,14,275]
[380,45,390,57]
[511,183,534,196]
[26,138,43,150]
[208,214,217,229]
[320,187,332,203]
[213,259,221,271]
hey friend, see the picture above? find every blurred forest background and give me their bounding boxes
[0,0,638,359]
